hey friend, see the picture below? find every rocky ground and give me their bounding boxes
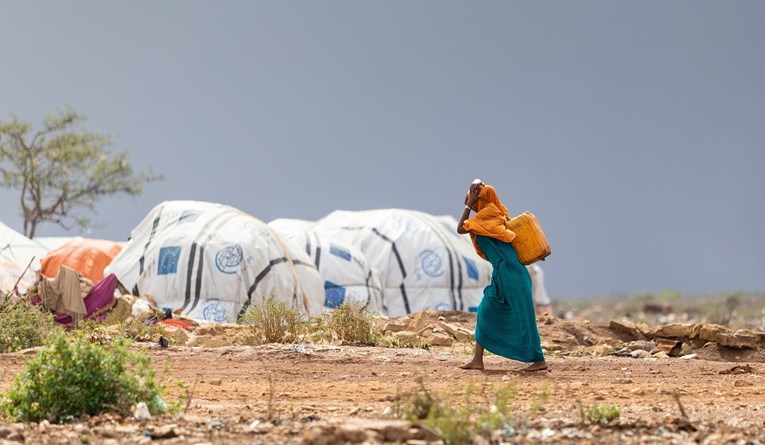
[0,311,764,444]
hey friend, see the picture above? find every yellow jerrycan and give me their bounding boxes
[507,211,551,265]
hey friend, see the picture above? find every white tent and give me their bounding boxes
[35,236,86,251]
[0,220,46,293]
[269,218,385,314]
[105,201,325,323]
[313,209,492,317]
[527,263,551,307]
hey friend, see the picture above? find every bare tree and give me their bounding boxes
[0,105,162,238]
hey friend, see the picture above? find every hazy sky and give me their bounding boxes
[1,1,763,299]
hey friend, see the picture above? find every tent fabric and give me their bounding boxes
[41,238,124,284]
[269,218,385,314]
[0,220,46,293]
[54,273,119,326]
[105,201,325,323]
[527,264,551,307]
[35,236,85,251]
[312,209,492,317]
[38,265,87,322]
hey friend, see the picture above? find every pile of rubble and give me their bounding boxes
[121,308,765,364]
[377,310,476,347]
[539,316,765,361]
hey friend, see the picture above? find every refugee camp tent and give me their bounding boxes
[312,209,492,317]
[269,218,385,313]
[105,201,325,323]
[35,236,85,251]
[0,220,46,293]
[41,238,124,284]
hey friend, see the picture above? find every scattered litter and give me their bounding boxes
[133,402,151,421]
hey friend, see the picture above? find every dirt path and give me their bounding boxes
[1,342,762,444]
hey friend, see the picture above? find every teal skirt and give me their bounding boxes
[474,235,545,363]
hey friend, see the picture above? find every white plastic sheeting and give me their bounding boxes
[528,263,551,307]
[313,209,492,317]
[35,236,85,251]
[269,218,384,314]
[105,201,325,322]
[0,220,46,293]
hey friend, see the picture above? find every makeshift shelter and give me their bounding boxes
[269,218,384,313]
[312,209,492,316]
[0,220,46,293]
[41,238,124,284]
[105,201,325,323]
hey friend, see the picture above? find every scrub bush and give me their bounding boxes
[320,302,378,345]
[582,404,621,424]
[0,299,62,353]
[238,295,304,344]
[1,333,166,422]
[393,377,524,445]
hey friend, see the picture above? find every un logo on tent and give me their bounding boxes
[203,300,228,322]
[418,250,443,278]
[215,243,243,274]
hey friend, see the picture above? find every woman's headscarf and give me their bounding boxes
[463,184,516,259]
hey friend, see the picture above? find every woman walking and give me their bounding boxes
[457,180,547,372]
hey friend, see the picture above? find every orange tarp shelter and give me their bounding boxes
[41,239,124,283]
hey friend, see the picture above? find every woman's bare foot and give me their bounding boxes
[520,361,548,372]
[459,360,484,370]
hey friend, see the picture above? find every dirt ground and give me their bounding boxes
[0,314,763,444]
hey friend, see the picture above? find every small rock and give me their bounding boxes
[252,422,273,434]
[151,425,177,439]
[630,349,652,358]
[679,354,697,360]
[653,338,683,357]
[429,332,454,346]
[654,323,694,338]
[609,319,652,339]
[382,321,409,333]
[209,378,223,386]
[734,379,754,387]
[630,387,644,395]
[38,419,50,434]
[585,344,615,357]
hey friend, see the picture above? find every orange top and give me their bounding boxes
[41,239,124,283]
[462,185,516,259]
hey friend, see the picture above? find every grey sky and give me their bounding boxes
[1,1,763,299]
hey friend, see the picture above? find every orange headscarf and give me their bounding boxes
[462,185,516,259]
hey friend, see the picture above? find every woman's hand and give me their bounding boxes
[466,182,482,209]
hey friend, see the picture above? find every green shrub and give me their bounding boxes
[0,299,62,353]
[1,333,166,422]
[582,404,621,424]
[319,302,378,345]
[238,295,304,344]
